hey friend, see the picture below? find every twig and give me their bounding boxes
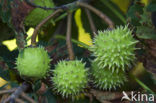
[54,35,90,49]
[24,0,91,10]
[66,12,75,60]
[25,0,76,10]
[131,74,156,96]
[15,32,26,51]
[15,98,25,103]
[2,82,30,103]
[85,8,97,35]
[31,9,63,46]
[0,89,16,95]
[77,2,114,29]
[21,92,37,103]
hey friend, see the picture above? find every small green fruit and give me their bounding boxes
[52,60,88,98]
[90,26,138,72]
[91,61,127,90]
[16,47,51,78]
[24,0,55,27]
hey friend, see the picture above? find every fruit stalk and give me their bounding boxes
[66,12,75,60]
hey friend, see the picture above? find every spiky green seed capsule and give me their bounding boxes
[90,26,138,72]
[24,0,55,27]
[16,47,51,78]
[91,61,127,90]
[52,60,88,98]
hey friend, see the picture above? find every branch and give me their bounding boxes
[66,12,75,60]
[31,1,114,46]
[25,0,77,10]
[15,98,25,103]
[31,9,63,46]
[77,2,114,29]
[21,92,37,103]
[85,8,97,35]
[24,0,91,10]
[15,32,26,51]
[90,89,130,103]
[2,82,30,103]
[0,89,16,95]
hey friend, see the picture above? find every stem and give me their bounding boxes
[77,2,114,29]
[99,0,126,24]
[15,98,25,103]
[21,92,37,103]
[31,9,63,46]
[54,12,67,23]
[66,12,75,60]
[134,77,156,96]
[15,32,26,51]
[54,35,90,49]
[130,74,156,96]
[0,89,16,95]
[25,0,91,10]
[85,8,97,35]
[2,82,30,103]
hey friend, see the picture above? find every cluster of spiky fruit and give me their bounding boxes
[52,60,88,98]
[15,25,138,98]
[24,0,55,27]
[90,26,138,90]
[90,26,138,72]
[16,47,51,79]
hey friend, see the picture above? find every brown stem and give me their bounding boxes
[31,9,63,46]
[15,98,25,103]
[21,92,37,103]
[0,89,16,95]
[66,12,75,60]
[85,8,97,35]
[77,2,114,29]
[16,32,26,51]
[2,82,30,103]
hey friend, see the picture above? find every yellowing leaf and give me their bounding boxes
[2,39,17,51]
[111,0,149,13]
[78,29,93,46]
[2,28,38,51]
[141,0,149,6]
[74,9,92,47]
[131,62,146,77]
[111,0,131,13]
[0,77,11,89]
[111,0,130,13]
[26,28,39,46]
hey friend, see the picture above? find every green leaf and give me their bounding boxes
[127,3,143,18]
[136,26,156,40]
[127,2,144,25]
[133,76,156,96]
[147,1,156,12]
